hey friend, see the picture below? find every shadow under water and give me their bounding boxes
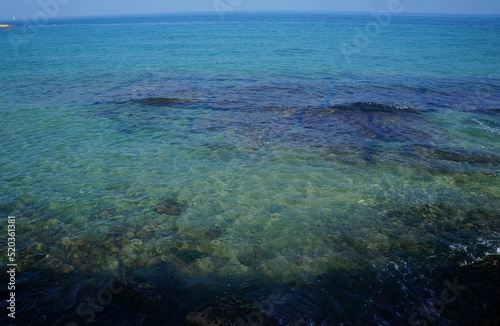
[1,188,499,325]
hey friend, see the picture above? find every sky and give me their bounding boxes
[1,0,499,20]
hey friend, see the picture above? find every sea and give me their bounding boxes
[0,12,499,325]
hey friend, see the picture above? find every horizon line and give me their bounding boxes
[1,9,499,21]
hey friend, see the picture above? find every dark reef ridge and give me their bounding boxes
[442,255,500,325]
[132,97,202,107]
[186,301,281,326]
[332,101,423,114]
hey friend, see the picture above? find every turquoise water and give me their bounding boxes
[1,13,499,325]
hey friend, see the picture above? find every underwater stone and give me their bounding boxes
[205,225,225,240]
[133,97,200,106]
[154,197,186,216]
[66,236,90,250]
[105,181,130,191]
[186,301,280,326]
[334,102,421,114]
[130,238,143,249]
[21,240,44,254]
[299,101,434,145]
[172,249,207,262]
[56,264,75,274]
[161,253,187,268]
[146,256,163,267]
[2,194,41,218]
[114,277,162,312]
[33,252,48,262]
[411,145,500,165]
[96,208,118,219]
[443,255,500,325]
[430,148,500,164]
[194,256,216,273]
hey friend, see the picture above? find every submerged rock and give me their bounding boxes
[160,249,208,270]
[186,301,280,326]
[1,193,43,218]
[133,97,200,107]
[20,240,44,255]
[105,182,130,192]
[114,276,162,312]
[334,102,422,114]
[173,249,207,262]
[443,255,500,325]
[154,197,186,216]
[33,252,49,262]
[298,102,435,145]
[55,264,75,274]
[96,208,118,219]
[205,225,225,240]
[385,202,500,260]
[425,148,500,165]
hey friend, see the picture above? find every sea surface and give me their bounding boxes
[0,13,499,325]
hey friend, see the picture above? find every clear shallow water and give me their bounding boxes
[0,13,499,325]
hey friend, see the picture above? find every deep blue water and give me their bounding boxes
[0,13,499,325]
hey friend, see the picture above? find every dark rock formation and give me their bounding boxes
[298,102,434,145]
[114,276,163,312]
[443,255,500,325]
[154,197,186,216]
[186,301,280,326]
[333,102,422,114]
[133,97,200,107]
[413,145,500,165]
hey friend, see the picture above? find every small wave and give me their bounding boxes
[472,119,500,136]
[332,102,421,114]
